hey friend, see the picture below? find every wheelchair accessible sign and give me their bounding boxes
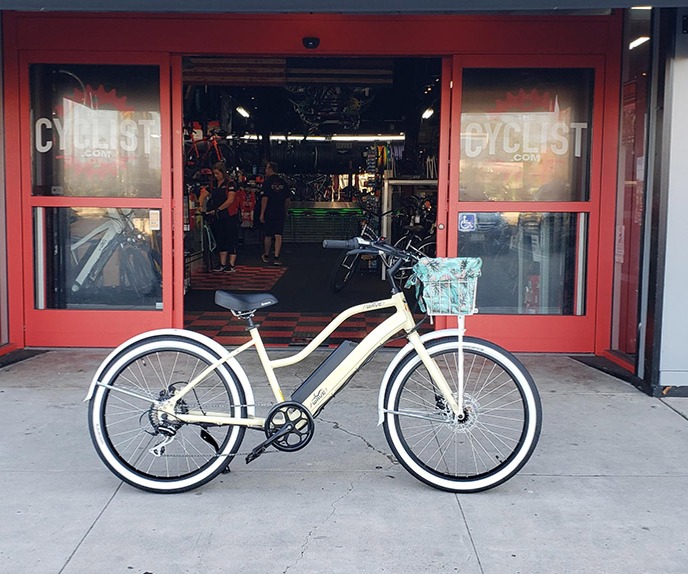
[459,213,477,232]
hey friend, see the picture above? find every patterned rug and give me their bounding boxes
[184,310,432,348]
[190,265,287,292]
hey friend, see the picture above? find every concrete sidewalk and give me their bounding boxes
[1,348,687,574]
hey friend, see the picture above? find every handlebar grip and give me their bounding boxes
[323,239,360,250]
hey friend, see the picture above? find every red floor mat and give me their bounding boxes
[190,265,287,291]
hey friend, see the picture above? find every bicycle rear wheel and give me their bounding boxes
[120,244,156,296]
[330,251,361,292]
[382,336,541,492]
[88,337,247,493]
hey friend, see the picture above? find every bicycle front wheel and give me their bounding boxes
[382,336,541,492]
[88,337,247,493]
[330,251,361,292]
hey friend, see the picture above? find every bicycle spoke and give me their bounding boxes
[90,341,247,492]
[383,339,541,492]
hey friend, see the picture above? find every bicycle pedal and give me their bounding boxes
[245,445,267,464]
[245,422,294,464]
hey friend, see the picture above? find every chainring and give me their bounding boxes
[265,401,315,452]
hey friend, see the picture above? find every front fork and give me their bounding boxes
[407,324,465,419]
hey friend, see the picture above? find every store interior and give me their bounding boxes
[181,56,442,344]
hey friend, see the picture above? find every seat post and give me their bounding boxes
[231,309,258,330]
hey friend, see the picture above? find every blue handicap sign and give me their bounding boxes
[459,213,477,232]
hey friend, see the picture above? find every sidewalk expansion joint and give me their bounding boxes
[283,482,355,574]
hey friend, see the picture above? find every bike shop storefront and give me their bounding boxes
[3,11,621,353]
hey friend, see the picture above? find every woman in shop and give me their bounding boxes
[201,162,240,272]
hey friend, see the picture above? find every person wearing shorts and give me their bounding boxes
[259,161,290,266]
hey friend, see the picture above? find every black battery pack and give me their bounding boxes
[291,340,358,406]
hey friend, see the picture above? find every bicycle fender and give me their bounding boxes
[377,329,463,426]
[83,328,255,414]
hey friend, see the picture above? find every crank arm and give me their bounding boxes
[245,422,294,464]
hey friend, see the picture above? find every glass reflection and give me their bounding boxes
[34,207,162,310]
[30,64,161,197]
[458,212,583,315]
[460,69,594,202]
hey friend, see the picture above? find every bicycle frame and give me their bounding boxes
[86,234,541,494]
[70,208,131,292]
[154,290,462,428]
[185,132,227,168]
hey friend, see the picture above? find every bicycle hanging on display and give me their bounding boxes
[183,127,233,180]
[85,236,542,494]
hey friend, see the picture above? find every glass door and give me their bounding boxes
[445,57,609,352]
[611,8,652,364]
[23,55,173,347]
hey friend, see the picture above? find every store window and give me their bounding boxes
[459,211,583,315]
[34,207,162,310]
[30,64,163,311]
[459,68,594,202]
[458,68,594,315]
[30,64,161,197]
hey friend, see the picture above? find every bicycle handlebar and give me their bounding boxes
[323,236,418,260]
[322,236,423,294]
[322,239,360,250]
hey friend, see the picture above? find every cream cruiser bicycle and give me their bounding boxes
[85,237,542,494]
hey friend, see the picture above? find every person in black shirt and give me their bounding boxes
[201,162,240,272]
[259,161,290,266]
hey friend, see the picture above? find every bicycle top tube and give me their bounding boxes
[267,291,412,370]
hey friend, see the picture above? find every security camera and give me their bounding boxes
[302,37,320,50]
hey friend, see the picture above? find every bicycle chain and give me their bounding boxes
[153,401,285,459]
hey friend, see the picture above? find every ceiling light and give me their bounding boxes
[422,108,434,120]
[234,133,406,143]
[330,134,406,142]
[236,106,250,118]
[631,6,652,9]
[629,36,650,49]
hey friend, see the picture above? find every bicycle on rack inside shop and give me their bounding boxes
[85,236,542,494]
[329,201,436,293]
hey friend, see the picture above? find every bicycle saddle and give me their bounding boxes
[215,290,278,312]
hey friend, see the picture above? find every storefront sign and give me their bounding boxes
[30,70,162,197]
[34,114,159,156]
[461,112,589,161]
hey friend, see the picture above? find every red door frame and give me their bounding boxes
[2,11,622,351]
[438,54,619,353]
[14,50,175,347]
